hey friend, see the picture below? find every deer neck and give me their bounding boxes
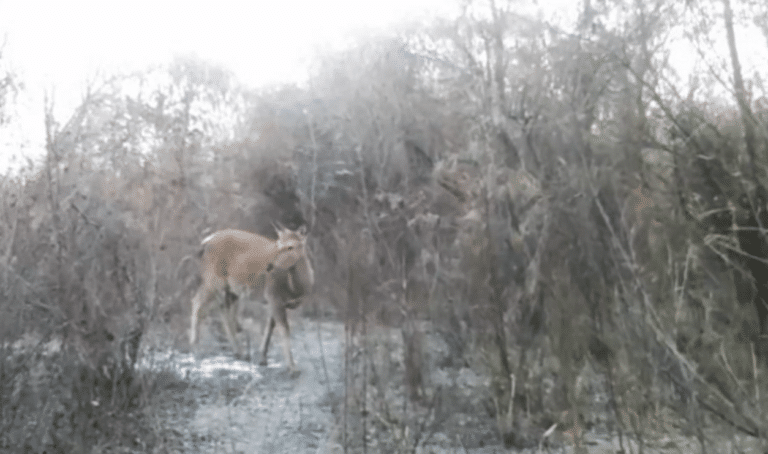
[281,254,314,298]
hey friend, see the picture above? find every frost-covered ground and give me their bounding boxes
[140,318,345,453]
[138,317,765,454]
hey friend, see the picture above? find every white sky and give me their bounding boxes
[2,0,457,88]
[0,0,456,172]
[0,0,764,173]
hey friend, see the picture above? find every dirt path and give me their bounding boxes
[144,319,346,454]
[140,316,763,454]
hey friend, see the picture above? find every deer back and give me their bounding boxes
[201,229,301,290]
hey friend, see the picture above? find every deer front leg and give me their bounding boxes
[260,284,280,366]
[260,293,296,371]
[261,282,298,371]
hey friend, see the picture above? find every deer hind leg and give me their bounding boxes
[225,290,243,332]
[190,286,216,348]
[259,315,276,366]
[274,303,296,371]
[219,291,243,359]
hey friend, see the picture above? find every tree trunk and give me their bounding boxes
[722,0,758,181]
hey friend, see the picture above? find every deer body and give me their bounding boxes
[189,227,313,370]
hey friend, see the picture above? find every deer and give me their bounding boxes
[189,225,314,371]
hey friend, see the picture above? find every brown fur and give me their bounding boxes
[189,227,313,370]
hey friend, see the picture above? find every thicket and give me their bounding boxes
[2,0,768,452]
